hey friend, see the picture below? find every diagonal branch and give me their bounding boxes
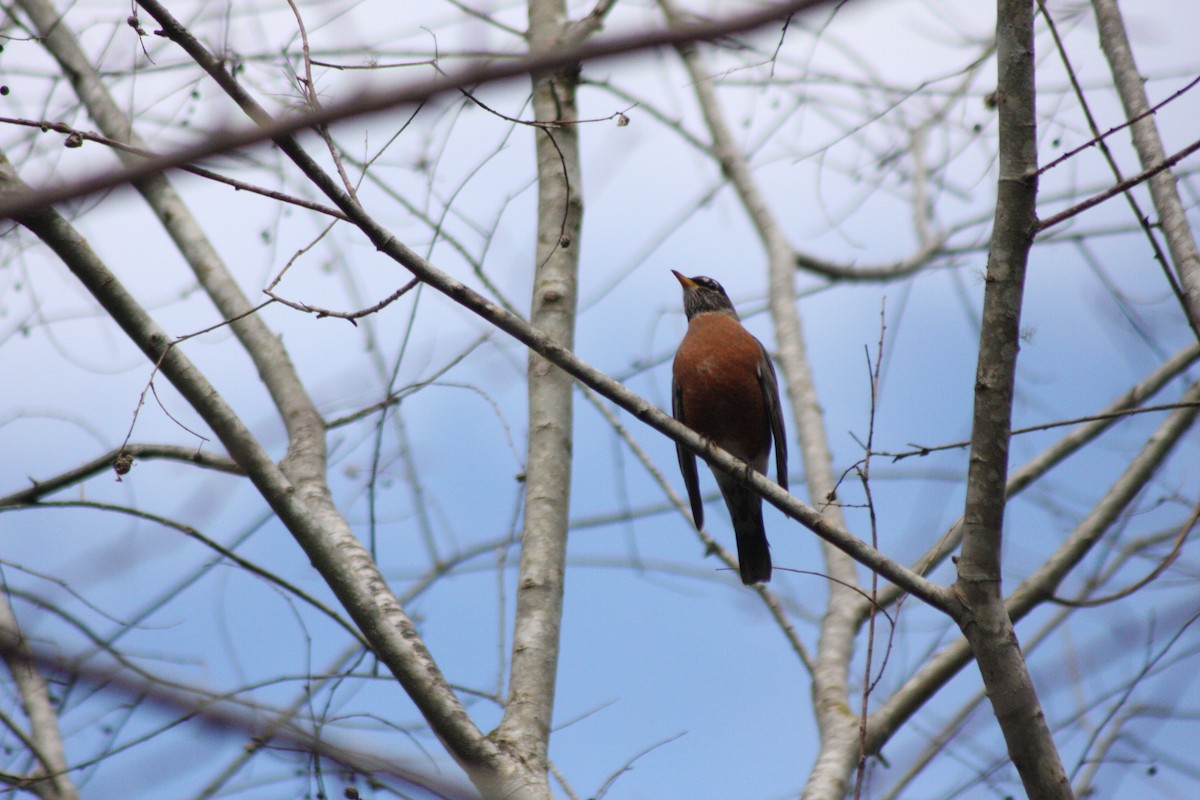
[130,0,951,617]
[16,0,329,479]
[868,379,1200,760]
[0,632,475,799]
[0,444,242,507]
[875,339,1200,610]
[0,150,499,779]
[581,388,816,673]
[0,0,838,222]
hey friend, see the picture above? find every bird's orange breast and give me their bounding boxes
[673,312,771,463]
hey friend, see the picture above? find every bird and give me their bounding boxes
[670,270,788,584]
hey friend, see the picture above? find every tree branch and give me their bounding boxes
[0,630,475,799]
[127,0,949,617]
[0,444,242,507]
[0,592,79,800]
[494,0,583,785]
[1091,0,1200,338]
[867,379,1200,764]
[874,340,1200,611]
[0,149,500,781]
[951,2,1073,795]
[15,0,330,479]
[0,0,837,222]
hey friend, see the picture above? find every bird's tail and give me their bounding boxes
[722,485,772,584]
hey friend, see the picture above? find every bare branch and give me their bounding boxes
[876,340,1200,611]
[1092,0,1200,337]
[0,630,476,799]
[0,444,242,507]
[0,0,837,221]
[0,116,351,220]
[951,1,1073,795]
[0,149,500,777]
[0,593,79,800]
[1036,135,1200,234]
[493,0,583,783]
[868,381,1200,775]
[1049,499,1199,607]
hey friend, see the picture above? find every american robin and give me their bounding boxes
[671,271,788,584]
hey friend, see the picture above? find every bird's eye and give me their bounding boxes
[697,277,722,291]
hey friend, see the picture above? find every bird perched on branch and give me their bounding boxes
[670,271,788,584]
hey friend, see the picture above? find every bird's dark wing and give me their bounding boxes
[757,346,789,493]
[672,376,705,530]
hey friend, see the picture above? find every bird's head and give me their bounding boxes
[671,270,739,320]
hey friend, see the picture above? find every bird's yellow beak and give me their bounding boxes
[671,270,698,289]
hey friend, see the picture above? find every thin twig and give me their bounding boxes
[1036,0,1194,342]
[1050,499,1199,607]
[1037,135,1200,232]
[264,277,420,324]
[0,0,840,219]
[854,299,888,799]
[882,401,1200,461]
[0,117,351,220]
